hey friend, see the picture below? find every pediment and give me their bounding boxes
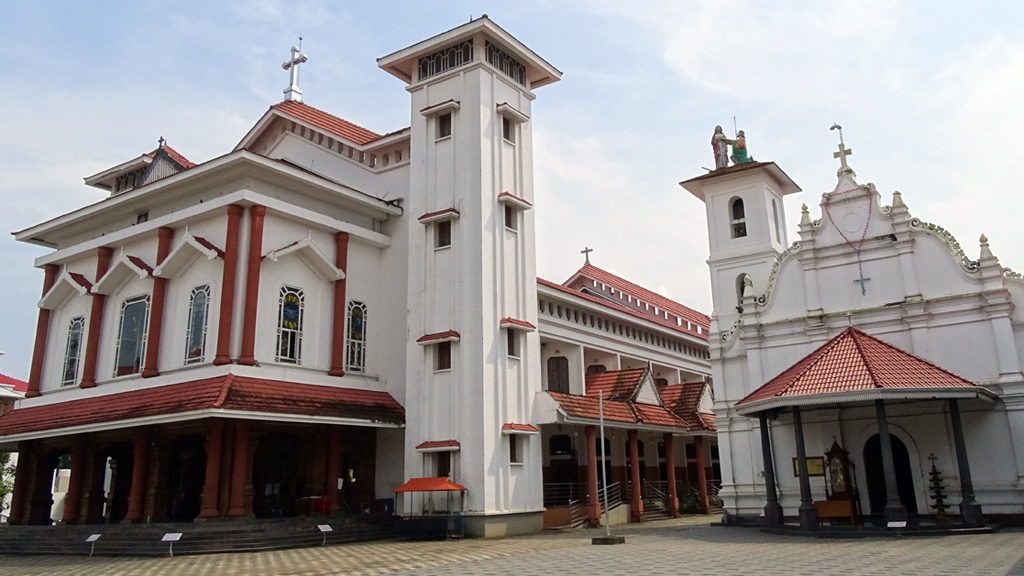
[92,250,153,295]
[631,369,664,406]
[39,269,93,310]
[154,234,224,279]
[263,233,344,281]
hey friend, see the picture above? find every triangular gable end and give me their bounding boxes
[263,234,344,281]
[154,234,224,279]
[137,148,187,188]
[39,270,93,310]
[92,250,153,295]
[631,368,664,406]
[696,383,714,415]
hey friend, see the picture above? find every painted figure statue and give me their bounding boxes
[711,125,732,169]
[731,130,754,164]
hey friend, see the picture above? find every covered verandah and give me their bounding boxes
[735,327,995,533]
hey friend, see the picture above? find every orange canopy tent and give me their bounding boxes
[394,477,468,493]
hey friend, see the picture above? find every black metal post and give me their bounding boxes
[874,399,908,524]
[948,399,984,527]
[759,411,783,526]
[792,406,818,530]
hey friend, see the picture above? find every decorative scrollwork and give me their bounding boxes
[754,241,802,306]
[1003,267,1024,283]
[720,316,742,344]
[909,218,980,273]
[811,219,823,229]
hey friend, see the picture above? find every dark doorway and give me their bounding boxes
[863,434,918,515]
[252,433,304,519]
[165,435,206,522]
[103,442,134,524]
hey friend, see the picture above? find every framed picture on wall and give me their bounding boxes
[792,456,826,477]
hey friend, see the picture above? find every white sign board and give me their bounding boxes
[887,521,907,528]
[318,524,333,532]
[86,534,102,542]
[162,533,183,542]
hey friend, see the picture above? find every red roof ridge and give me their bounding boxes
[568,263,710,325]
[214,373,233,407]
[416,330,460,343]
[848,329,881,388]
[271,100,384,146]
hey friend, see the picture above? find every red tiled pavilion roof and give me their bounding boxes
[0,375,404,438]
[272,100,383,146]
[584,368,646,401]
[736,328,987,413]
[660,382,716,431]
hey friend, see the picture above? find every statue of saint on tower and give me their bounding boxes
[731,130,754,164]
[711,125,732,169]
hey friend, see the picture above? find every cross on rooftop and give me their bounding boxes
[830,123,855,176]
[581,247,594,265]
[282,45,309,102]
[158,136,166,147]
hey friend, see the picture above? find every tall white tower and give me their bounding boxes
[378,17,561,537]
[681,163,801,329]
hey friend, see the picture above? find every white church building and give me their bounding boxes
[0,17,717,538]
[684,143,1024,529]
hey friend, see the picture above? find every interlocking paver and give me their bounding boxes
[2,517,1023,576]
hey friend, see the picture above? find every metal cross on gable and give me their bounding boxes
[581,246,594,265]
[830,123,854,175]
[282,44,309,102]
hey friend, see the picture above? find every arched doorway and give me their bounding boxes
[863,434,918,514]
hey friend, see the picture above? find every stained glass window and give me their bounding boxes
[345,300,367,373]
[114,295,151,377]
[184,285,210,365]
[62,316,85,386]
[276,286,304,364]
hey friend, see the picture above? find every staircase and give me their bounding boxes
[641,482,673,521]
[0,513,394,556]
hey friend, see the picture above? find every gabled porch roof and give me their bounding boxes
[735,327,996,415]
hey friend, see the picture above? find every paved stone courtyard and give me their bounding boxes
[4,516,1024,576]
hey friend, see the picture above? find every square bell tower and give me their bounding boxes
[378,16,561,537]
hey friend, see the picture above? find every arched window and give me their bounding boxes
[346,300,368,372]
[184,285,211,365]
[276,286,304,364]
[730,197,747,238]
[62,316,85,386]
[114,294,151,377]
[547,356,570,393]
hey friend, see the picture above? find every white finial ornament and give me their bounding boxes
[282,44,309,102]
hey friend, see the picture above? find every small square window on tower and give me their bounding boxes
[506,327,519,358]
[502,116,514,143]
[435,219,452,248]
[504,205,518,231]
[437,113,452,139]
[435,341,452,370]
[436,451,451,478]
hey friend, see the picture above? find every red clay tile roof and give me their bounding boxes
[660,382,716,431]
[567,264,710,329]
[0,375,404,437]
[394,477,467,492]
[272,100,383,146]
[737,327,980,407]
[537,277,704,339]
[0,374,27,393]
[416,330,460,343]
[126,255,153,274]
[499,317,536,330]
[497,191,532,207]
[548,391,638,424]
[585,368,646,402]
[68,273,93,291]
[193,236,225,258]
[146,145,196,169]
[418,208,460,222]
[631,403,689,427]
[415,440,460,450]
[501,423,540,432]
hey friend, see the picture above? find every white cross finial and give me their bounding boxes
[830,123,855,177]
[581,246,594,265]
[282,45,309,102]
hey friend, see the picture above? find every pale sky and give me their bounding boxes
[1,1,1022,379]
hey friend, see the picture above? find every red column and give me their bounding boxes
[694,435,709,514]
[80,247,113,388]
[214,205,243,366]
[124,426,151,522]
[198,419,225,519]
[585,425,601,526]
[325,426,341,513]
[628,430,643,522]
[329,232,350,377]
[664,433,680,518]
[227,419,251,517]
[142,228,174,378]
[239,205,266,366]
[60,435,87,524]
[7,441,34,525]
[26,265,59,398]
